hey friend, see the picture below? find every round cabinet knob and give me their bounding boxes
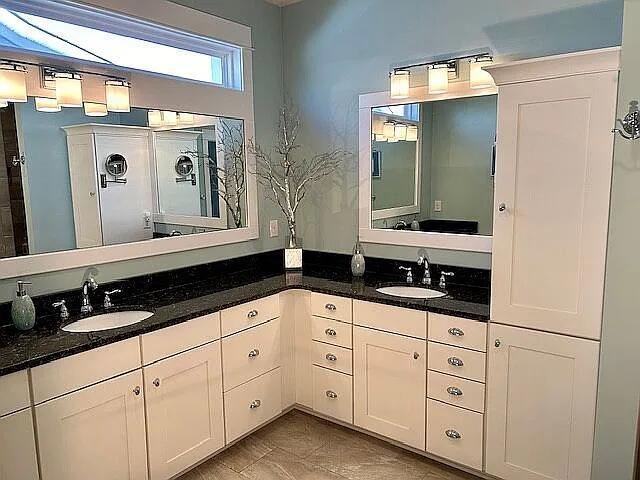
[325,328,337,337]
[153,378,160,387]
[325,303,337,311]
[447,386,463,396]
[326,353,337,362]
[448,327,464,337]
[445,429,462,440]
[133,386,141,396]
[498,203,507,212]
[249,399,262,409]
[247,309,259,319]
[495,339,501,348]
[447,357,464,367]
[248,349,260,358]
[326,390,338,399]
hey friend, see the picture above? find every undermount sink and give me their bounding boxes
[376,286,446,299]
[62,310,153,333]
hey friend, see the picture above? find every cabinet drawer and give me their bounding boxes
[32,337,141,404]
[222,319,281,391]
[426,399,483,471]
[312,317,352,349]
[311,293,352,323]
[0,370,30,416]
[141,313,220,365]
[428,343,486,383]
[354,300,427,339]
[221,295,280,337]
[312,341,352,375]
[312,366,352,424]
[427,371,485,413]
[223,368,282,443]
[428,314,487,352]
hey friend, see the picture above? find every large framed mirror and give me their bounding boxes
[359,82,497,252]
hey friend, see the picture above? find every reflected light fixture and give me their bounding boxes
[178,112,194,125]
[35,97,60,112]
[0,100,7,107]
[470,57,494,89]
[105,79,131,112]
[387,137,399,143]
[55,72,83,107]
[428,64,449,94]
[0,63,27,103]
[148,110,162,127]
[84,102,108,117]
[406,125,418,142]
[389,70,410,99]
[394,124,407,141]
[383,121,395,138]
[374,133,386,142]
[162,111,178,126]
[372,116,385,135]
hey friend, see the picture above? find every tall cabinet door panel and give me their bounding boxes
[145,341,224,480]
[353,326,426,449]
[0,409,39,480]
[485,324,599,480]
[491,71,618,339]
[36,370,148,480]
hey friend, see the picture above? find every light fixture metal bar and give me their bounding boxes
[390,47,493,73]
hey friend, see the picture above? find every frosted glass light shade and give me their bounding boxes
[374,134,386,142]
[394,124,407,141]
[105,80,131,112]
[84,102,108,117]
[35,97,61,112]
[0,100,7,107]
[390,70,410,99]
[428,66,449,94]
[372,116,385,135]
[387,137,399,143]
[470,59,494,89]
[162,111,177,126]
[148,110,162,127]
[406,125,418,142]
[383,121,395,138]
[178,112,194,125]
[56,74,83,107]
[0,64,27,103]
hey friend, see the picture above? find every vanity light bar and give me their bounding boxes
[0,62,27,103]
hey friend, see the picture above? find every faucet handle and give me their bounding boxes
[52,300,70,320]
[399,266,413,283]
[104,289,122,308]
[439,271,455,289]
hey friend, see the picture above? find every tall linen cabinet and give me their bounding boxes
[485,48,619,480]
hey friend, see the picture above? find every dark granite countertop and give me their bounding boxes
[0,269,489,377]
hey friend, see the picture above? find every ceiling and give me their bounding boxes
[264,0,303,6]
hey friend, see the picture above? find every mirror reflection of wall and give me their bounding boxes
[371,95,497,236]
[0,99,247,259]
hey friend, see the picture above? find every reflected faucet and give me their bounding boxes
[80,268,99,314]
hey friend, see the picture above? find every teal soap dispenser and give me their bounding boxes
[11,281,35,331]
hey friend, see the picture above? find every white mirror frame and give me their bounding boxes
[0,0,260,279]
[359,81,497,253]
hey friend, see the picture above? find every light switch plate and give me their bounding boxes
[269,219,279,237]
[434,200,442,212]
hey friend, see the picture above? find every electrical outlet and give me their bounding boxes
[434,200,442,212]
[269,219,279,237]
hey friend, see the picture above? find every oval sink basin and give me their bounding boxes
[376,286,446,299]
[62,310,153,333]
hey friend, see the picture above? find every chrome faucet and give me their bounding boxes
[81,276,99,314]
[416,250,431,286]
[399,266,413,284]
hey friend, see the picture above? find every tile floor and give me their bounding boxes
[179,410,480,480]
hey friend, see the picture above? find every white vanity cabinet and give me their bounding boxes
[485,324,599,480]
[0,370,39,480]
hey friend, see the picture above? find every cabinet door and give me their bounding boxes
[145,341,224,480]
[491,71,618,340]
[36,370,147,480]
[486,324,599,480]
[0,409,39,480]
[353,326,426,449]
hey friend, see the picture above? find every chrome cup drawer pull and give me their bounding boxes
[445,429,462,440]
[247,309,259,318]
[152,378,160,388]
[326,390,338,399]
[325,303,337,311]
[325,328,337,336]
[448,327,465,337]
[248,349,260,358]
[447,386,463,396]
[133,386,141,396]
[249,399,262,409]
[447,357,464,367]
[326,353,337,362]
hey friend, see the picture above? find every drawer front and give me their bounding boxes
[427,370,485,413]
[311,293,352,323]
[0,370,30,416]
[428,314,487,352]
[353,300,427,339]
[426,399,483,471]
[222,319,281,391]
[312,341,352,375]
[312,317,353,349]
[221,295,280,337]
[428,343,486,383]
[312,366,353,424]
[224,368,282,444]
[32,337,141,404]
[141,313,221,365]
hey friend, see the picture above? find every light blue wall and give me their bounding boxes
[282,0,623,267]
